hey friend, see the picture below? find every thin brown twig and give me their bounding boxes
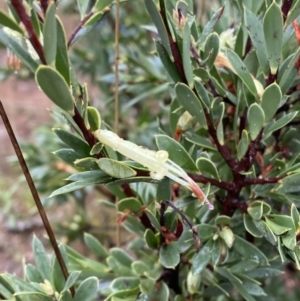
[0,101,75,297]
[67,11,94,48]
[114,0,121,247]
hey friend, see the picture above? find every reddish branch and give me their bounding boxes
[67,11,94,48]
[10,0,46,64]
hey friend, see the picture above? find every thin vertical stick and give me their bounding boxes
[0,101,75,297]
[114,0,121,247]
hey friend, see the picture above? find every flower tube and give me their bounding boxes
[94,129,214,210]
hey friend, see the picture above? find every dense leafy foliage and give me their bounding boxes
[2,0,300,300]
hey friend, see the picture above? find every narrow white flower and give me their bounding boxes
[94,129,214,210]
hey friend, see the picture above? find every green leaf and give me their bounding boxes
[204,33,220,70]
[54,148,83,165]
[261,83,282,122]
[226,48,258,97]
[84,233,109,258]
[73,277,98,301]
[247,103,265,140]
[198,5,225,45]
[32,236,51,281]
[291,204,300,229]
[286,0,300,25]
[265,214,295,235]
[111,277,139,292]
[139,278,156,295]
[197,224,217,240]
[184,132,216,151]
[194,79,210,109]
[87,106,101,131]
[229,259,259,274]
[279,48,300,94]
[110,248,134,268]
[157,177,171,202]
[145,208,161,231]
[264,111,298,136]
[233,235,268,266]
[192,239,213,274]
[49,178,107,198]
[253,220,277,245]
[77,0,89,18]
[144,0,173,60]
[53,128,90,156]
[67,170,107,182]
[93,0,114,12]
[43,2,57,65]
[144,229,158,249]
[0,10,24,34]
[182,22,194,87]
[118,197,143,213]
[196,157,220,180]
[97,158,137,178]
[75,157,100,170]
[56,17,70,85]
[219,226,235,248]
[278,172,300,193]
[246,267,283,279]
[263,1,283,74]
[248,201,263,220]
[155,41,181,82]
[0,28,38,72]
[63,271,81,292]
[244,214,263,237]
[237,130,250,160]
[156,134,198,171]
[216,268,256,301]
[84,11,105,27]
[159,242,180,268]
[216,102,225,145]
[25,264,43,283]
[244,8,269,76]
[35,66,74,114]
[282,232,296,250]
[175,83,207,129]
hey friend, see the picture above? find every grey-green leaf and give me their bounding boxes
[204,33,220,70]
[237,130,250,160]
[175,83,207,129]
[182,22,194,87]
[226,49,258,97]
[156,134,198,171]
[0,10,24,34]
[244,8,269,76]
[263,1,283,74]
[32,236,51,281]
[286,0,300,25]
[97,158,137,178]
[84,233,109,258]
[56,17,70,85]
[43,2,57,65]
[144,0,173,60]
[159,242,180,269]
[53,128,90,156]
[0,28,38,72]
[233,235,268,266]
[196,157,220,180]
[192,239,213,274]
[261,83,282,123]
[73,277,98,301]
[247,103,265,140]
[35,66,74,114]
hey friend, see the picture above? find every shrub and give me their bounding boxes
[1,0,300,300]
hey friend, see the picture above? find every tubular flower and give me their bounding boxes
[94,129,214,210]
